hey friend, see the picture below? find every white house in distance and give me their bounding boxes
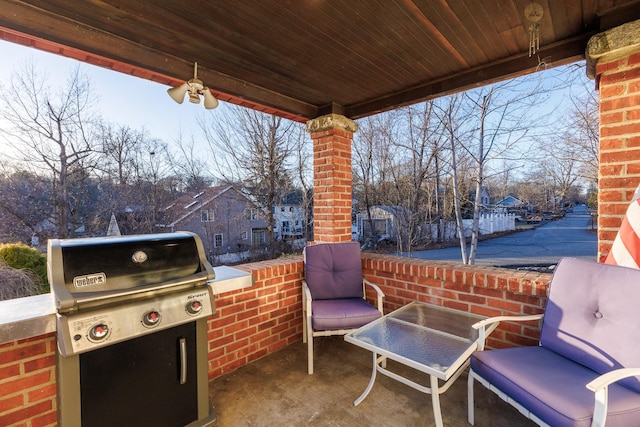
[355,205,409,243]
[273,204,305,241]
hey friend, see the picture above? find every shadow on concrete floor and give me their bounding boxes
[208,336,536,426]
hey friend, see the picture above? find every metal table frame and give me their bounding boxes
[344,301,497,427]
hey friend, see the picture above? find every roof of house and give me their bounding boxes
[159,185,239,228]
[495,195,525,206]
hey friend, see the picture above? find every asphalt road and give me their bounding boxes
[404,204,597,268]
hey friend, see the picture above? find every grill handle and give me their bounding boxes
[179,337,187,384]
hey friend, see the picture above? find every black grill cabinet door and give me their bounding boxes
[80,322,198,427]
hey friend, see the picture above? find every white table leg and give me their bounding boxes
[430,375,443,427]
[354,352,378,406]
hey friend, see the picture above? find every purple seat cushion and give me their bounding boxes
[540,258,640,393]
[311,299,381,330]
[304,242,364,300]
[471,346,640,427]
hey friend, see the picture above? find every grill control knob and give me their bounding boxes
[186,300,203,315]
[142,310,161,327]
[89,324,109,341]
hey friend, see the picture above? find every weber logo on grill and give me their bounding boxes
[73,273,107,288]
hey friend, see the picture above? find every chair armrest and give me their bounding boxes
[472,314,543,351]
[302,280,313,308]
[586,368,640,427]
[363,279,385,314]
[586,368,640,392]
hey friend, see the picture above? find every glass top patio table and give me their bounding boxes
[344,301,493,427]
[346,301,486,379]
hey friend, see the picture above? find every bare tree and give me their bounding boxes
[565,87,599,186]
[0,170,51,243]
[98,123,144,186]
[437,94,471,262]
[386,103,446,253]
[170,129,213,191]
[448,76,551,264]
[353,114,391,248]
[0,61,98,238]
[199,106,303,257]
[531,70,598,210]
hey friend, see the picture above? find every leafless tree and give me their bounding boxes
[0,170,51,243]
[447,74,554,264]
[0,61,98,238]
[353,114,392,247]
[98,123,144,186]
[199,105,305,257]
[531,68,598,210]
[436,94,471,261]
[561,86,599,187]
[170,129,213,191]
[386,103,447,253]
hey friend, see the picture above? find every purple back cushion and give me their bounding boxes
[540,257,640,393]
[304,242,364,300]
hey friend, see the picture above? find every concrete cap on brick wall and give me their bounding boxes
[306,113,358,134]
[586,19,640,80]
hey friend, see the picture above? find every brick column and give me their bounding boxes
[306,113,358,243]
[586,20,640,260]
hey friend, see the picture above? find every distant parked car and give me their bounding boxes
[542,211,554,220]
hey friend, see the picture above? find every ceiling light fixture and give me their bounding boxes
[524,2,544,57]
[167,62,218,109]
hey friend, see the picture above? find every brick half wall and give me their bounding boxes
[362,254,549,349]
[205,254,551,381]
[0,334,57,427]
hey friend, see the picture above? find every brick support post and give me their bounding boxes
[306,114,358,243]
[586,19,640,259]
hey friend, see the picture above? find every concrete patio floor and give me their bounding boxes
[208,336,536,426]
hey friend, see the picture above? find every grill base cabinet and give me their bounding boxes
[57,320,214,427]
[49,233,217,427]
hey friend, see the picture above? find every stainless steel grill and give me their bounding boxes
[49,232,217,427]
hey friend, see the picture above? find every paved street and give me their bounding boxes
[404,204,597,267]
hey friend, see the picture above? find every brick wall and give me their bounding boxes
[207,257,305,378]
[205,254,551,382]
[597,51,640,259]
[361,254,550,349]
[0,334,57,427]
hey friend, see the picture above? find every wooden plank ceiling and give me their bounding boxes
[0,0,639,123]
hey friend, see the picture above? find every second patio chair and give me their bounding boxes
[302,242,384,374]
[468,257,640,426]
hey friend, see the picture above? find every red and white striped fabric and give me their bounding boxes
[604,184,640,268]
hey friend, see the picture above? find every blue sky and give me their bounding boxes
[0,38,226,146]
[0,37,596,179]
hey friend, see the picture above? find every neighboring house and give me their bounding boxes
[470,186,491,208]
[355,205,411,243]
[157,185,268,262]
[494,195,526,209]
[273,204,305,240]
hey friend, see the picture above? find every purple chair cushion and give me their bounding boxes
[471,346,640,427]
[540,258,640,393]
[311,298,381,330]
[304,242,364,300]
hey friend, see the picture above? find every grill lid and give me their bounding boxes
[48,232,215,313]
